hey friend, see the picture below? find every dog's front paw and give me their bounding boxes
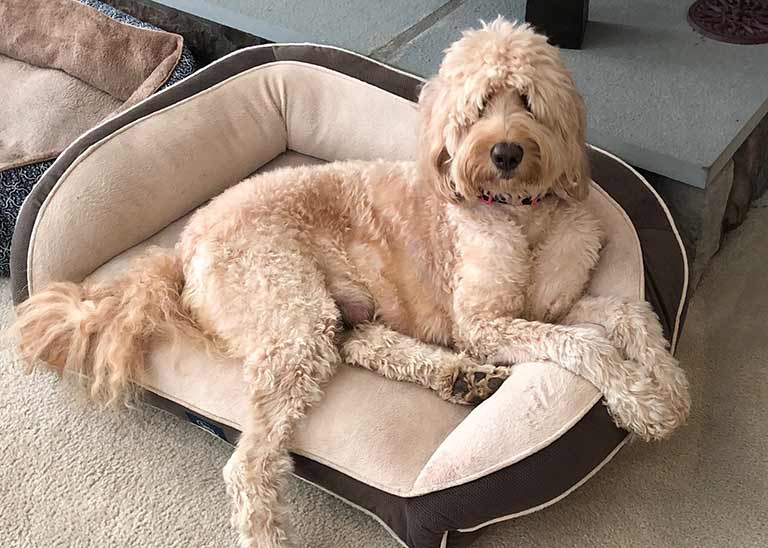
[438,363,510,405]
[604,358,691,441]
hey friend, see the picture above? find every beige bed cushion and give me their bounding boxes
[31,62,642,496]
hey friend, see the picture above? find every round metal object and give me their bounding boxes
[688,0,768,44]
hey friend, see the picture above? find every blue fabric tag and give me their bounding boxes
[185,411,228,442]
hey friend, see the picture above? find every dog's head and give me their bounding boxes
[418,18,589,204]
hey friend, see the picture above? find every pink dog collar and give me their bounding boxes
[478,189,548,207]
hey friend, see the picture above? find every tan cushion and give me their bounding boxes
[32,62,642,496]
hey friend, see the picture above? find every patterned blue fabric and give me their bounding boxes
[0,0,197,276]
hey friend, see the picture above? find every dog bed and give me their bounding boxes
[10,44,688,548]
[0,0,196,277]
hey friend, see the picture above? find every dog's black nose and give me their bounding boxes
[490,142,524,171]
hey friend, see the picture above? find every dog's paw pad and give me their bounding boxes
[487,376,504,391]
[447,365,510,405]
[452,377,469,395]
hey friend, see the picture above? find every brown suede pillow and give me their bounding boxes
[0,0,183,171]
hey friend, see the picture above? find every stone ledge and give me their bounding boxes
[724,114,768,231]
[642,162,733,294]
[643,114,768,294]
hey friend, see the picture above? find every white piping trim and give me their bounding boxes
[456,434,630,533]
[290,473,410,548]
[26,64,282,294]
[587,144,689,353]
[261,42,428,83]
[147,41,426,98]
[149,396,624,546]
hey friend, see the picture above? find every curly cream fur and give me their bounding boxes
[12,18,690,548]
[13,249,215,406]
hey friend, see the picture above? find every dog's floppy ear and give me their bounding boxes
[418,77,462,203]
[531,78,591,201]
[554,93,590,201]
[555,137,590,201]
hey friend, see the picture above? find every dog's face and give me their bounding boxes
[418,18,589,204]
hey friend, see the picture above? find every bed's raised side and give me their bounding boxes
[14,61,419,299]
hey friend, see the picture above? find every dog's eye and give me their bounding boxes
[478,97,488,116]
[521,94,532,114]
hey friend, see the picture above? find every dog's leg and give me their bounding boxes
[340,323,510,405]
[451,208,638,432]
[456,315,690,439]
[192,240,341,548]
[489,203,689,437]
[455,315,677,437]
[225,329,339,548]
[563,294,691,435]
[226,306,340,548]
[526,203,603,323]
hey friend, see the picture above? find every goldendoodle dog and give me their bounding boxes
[13,18,690,548]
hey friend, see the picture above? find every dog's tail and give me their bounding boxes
[13,247,208,405]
